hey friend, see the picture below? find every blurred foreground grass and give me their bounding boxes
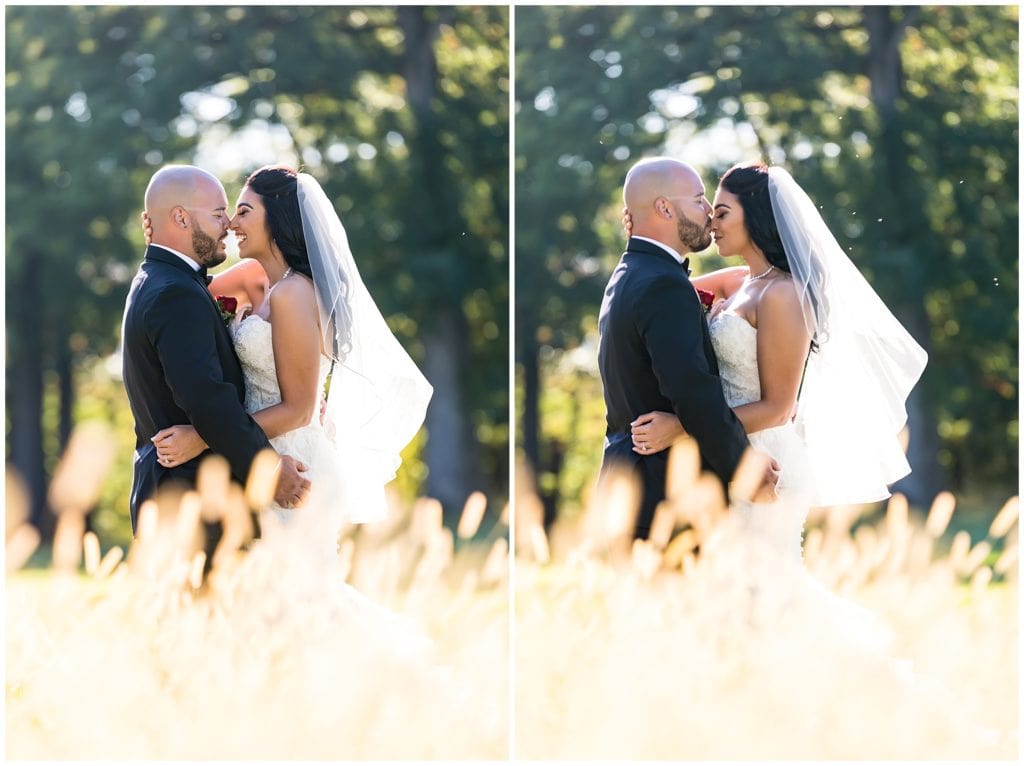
[514,440,1018,760]
[5,422,508,760]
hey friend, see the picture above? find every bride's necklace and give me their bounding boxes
[748,264,776,282]
[270,267,293,292]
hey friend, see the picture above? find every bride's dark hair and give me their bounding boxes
[719,161,791,274]
[243,164,313,280]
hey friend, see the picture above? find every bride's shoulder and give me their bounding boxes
[268,271,317,313]
[757,275,804,318]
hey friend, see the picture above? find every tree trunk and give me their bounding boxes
[57,342,74,451]
[864,6,946,506]
[421,309,481,522]
[519,338,541,476]
[6,259,51,537]
[890,295,946,504]
[400,6,478,522]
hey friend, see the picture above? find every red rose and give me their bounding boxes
[215,295,237,323]
[696,288,715,313]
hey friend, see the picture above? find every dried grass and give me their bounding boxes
[5,424,508,760]
[7,425,1018,760]
[514,443,1018,760]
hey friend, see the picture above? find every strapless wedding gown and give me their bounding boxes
[232,314,349,563]
[709,311,816,562]
[229,313,433,650]
[704,311,1012,750]
[708,310,893,650]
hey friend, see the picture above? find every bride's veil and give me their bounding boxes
[769,167,927,506]
[297,173,433,522]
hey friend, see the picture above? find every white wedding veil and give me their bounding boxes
[768,166,928,506]
[297,173,433,522]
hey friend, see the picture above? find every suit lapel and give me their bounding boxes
[145,245,213,291]
[623,238,721,372]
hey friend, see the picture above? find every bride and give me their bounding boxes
[146,165,433,563]
[627,161,927,563]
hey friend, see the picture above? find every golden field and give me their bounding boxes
[514,444,1018,760]
[5,424,509,760]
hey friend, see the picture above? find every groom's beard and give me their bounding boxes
[190,217,227,268]
[678,215,713,252]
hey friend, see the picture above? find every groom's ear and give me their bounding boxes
[172,206,189,229]
[654,197,672,219]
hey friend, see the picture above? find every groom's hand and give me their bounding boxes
[274,455,311,509]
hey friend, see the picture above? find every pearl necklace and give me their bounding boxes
[270,267,293,291]
[748,264,776,282]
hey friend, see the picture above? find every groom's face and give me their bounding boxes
[675,206,713,252]
[668,175,713,252]
[184,181,230,268]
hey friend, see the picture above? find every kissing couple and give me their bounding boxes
[599,157,927,561]
[121,164,433,570]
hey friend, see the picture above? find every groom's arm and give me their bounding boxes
[634,274,749,484]
[146,282,272,484]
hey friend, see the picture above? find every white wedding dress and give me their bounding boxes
[707,309,894,652]
[704,309,1011,752]
[232,313,348,563]
[709,311,815,561]
[229,310,433,654]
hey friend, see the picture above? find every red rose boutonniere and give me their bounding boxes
[696,288,715,314]
[215,295,238,324]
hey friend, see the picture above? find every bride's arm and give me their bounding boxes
[630,281,811,451]
[691,266,748,301]
[208,259,269,314]
[731,280,811,434]
[248,276,322,439]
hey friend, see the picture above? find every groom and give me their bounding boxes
[121,165,309,559]
[598,157,773,540]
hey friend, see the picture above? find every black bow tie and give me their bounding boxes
[198,268,212,286]
[681,257,691,276]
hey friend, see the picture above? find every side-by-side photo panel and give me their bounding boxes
[5,5,509,760]
[514,5,1017,760]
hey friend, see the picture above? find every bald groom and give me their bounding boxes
[597,157,752,539]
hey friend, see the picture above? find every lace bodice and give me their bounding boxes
[708,312,761,408]
[232,315,332,415]
[231,314,351,554]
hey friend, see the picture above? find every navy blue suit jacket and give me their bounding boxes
[120,245,271,529]
[598,237,749,518]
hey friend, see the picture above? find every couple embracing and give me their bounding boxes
[599,157,927,561]
[121,164,432,568]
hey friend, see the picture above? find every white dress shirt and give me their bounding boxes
[153,243,202,272]
[631,235,688,266]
